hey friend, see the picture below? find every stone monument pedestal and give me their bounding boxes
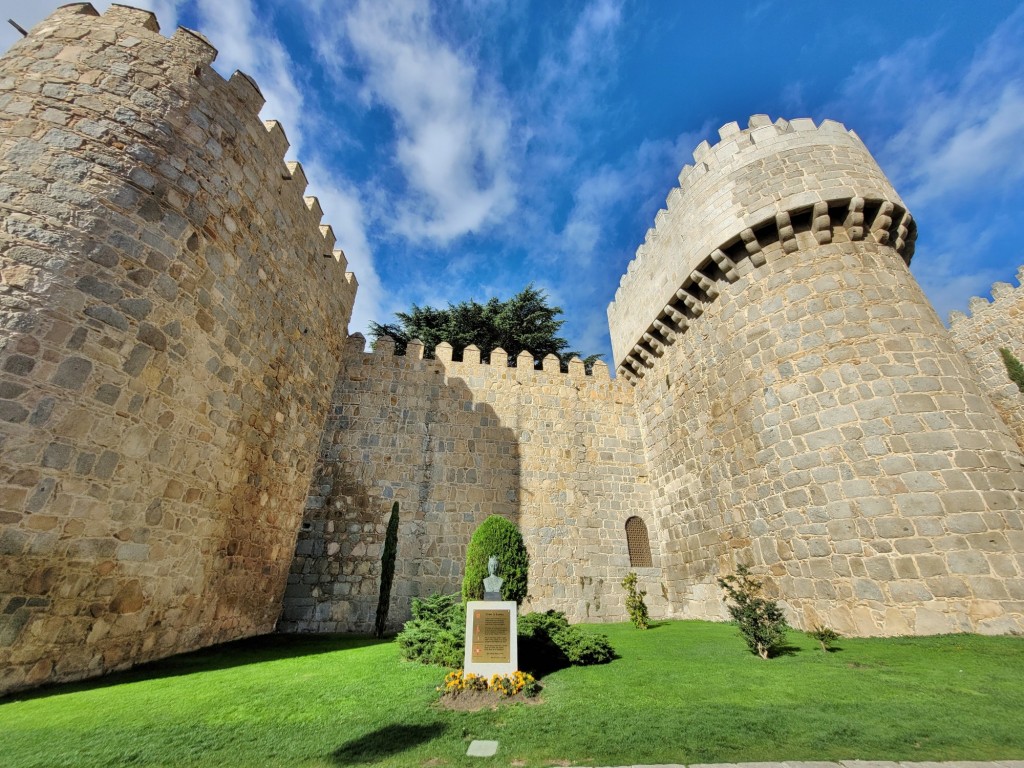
[463,600,518,677]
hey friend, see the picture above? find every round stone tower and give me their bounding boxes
[608,115,1024,636]
[0,4,356,693]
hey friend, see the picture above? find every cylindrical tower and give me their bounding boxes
[609,115,1024,636]
[0,4,356,693]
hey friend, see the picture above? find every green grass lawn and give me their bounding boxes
[2,620,1023,768]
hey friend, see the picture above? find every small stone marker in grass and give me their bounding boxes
[466,739,498,757]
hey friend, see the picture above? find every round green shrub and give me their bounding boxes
[395,593,465,667]
[518,610,615,673]
[462,515,529,605]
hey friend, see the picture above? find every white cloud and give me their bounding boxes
[304,161,389,336]
[147,0,181,32]
[914,252,1006,325]
[565,0,621,70]
[344,0,514,243]
[560,128,706,265]
[743,1,774,23]
[537,0,622,89]
[500,0,629,267]
[904,84,1024,205]
[531,0,624,149]
[822,6,1024,325]
[909,210,1020,323]
[561,170,619,261]
[834,7,1024,212]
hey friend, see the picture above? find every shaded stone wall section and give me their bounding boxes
[0,4,356,694]
[948,270,1024,453]
[281,338,666,633]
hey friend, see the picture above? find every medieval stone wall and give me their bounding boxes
[280,338,666,633]
[615,117,1024,636]
[948,273,1024,453]
[3,2,1024,700]
[0,4,355,694]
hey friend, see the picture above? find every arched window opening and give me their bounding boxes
[625,516,653,568]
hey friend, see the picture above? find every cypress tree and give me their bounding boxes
[374,501,400,638]
[999,347,1024,393]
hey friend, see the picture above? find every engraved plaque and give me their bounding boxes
[464,600,517,675]
[471,609,511,664]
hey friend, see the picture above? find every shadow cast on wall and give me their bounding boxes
[281,348,522,635]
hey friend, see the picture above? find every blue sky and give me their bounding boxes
[4,1,1024,365]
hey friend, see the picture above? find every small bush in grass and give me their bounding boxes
[462,515,530,604]
[395,593,465,667]
[621,571,650,629]
[398,595,613,672]
[518,610,614,667]
[717,564,788,659]
[557,626,616,665]
[517,609,576,642]
[808,623,841,652]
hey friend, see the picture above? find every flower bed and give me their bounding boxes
[436,670,542,711]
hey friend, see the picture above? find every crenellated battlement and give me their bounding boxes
[13,3,352,288]
[607,115,916,379]
[343,335,626,396]
[949,266,1024,327]
[286,331,653,634]
[677,116,866,192]
[947,264,1024,454]
[619,115,1024,640]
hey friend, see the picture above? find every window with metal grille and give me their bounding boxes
[625,516,653,568]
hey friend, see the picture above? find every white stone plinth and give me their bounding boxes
[463,600,518,677]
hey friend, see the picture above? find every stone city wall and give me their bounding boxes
[280,337,667,633]
[617,117,1024,636]
[3,1,1024,702]
[0,4,355,694]
[948,272,1024,453]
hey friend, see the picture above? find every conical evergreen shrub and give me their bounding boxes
[999,347,1024,393]
[462,515,529,605]
[373,501,400,638]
